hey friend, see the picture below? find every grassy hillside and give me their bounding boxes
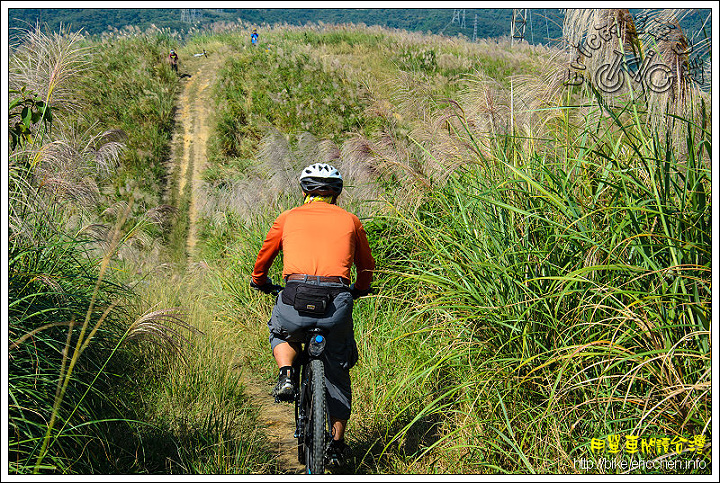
[195,20,711,474]
[8,10,711,475]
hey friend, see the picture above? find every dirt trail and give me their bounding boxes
[170,51,304,474]
[171,55,219,259]
[241,375,305,474]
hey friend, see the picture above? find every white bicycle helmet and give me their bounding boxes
[299,163,343,196]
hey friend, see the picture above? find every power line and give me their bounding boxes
[529,9,534,44]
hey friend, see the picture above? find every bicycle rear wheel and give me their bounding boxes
[305,358,328,474]
[296,385,305,465]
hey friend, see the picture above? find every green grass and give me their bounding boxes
[350,87,711,472]
[211,40,370,159]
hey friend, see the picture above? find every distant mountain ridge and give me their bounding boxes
[8,7,711,48]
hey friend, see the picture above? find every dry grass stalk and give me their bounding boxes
[458,76,511,157]
[127,307,202,361]
[9,321,75,352]
[557,9,710,153]
[9,23,91,114]
[561,9,640,107]
[410,101,475,182]
[255,128,297,195]
[638,10,708,147]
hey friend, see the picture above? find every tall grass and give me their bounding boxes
[9,212,130,473]
[350,53,711,473]
[123,267,278,474]
[8,22,277,474]
[76,30,179,240]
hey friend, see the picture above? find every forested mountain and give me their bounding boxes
[7,7,711,47]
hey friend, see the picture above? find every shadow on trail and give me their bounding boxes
[330,413,445,475]
[97,405,279,474]
[85,353,278,475]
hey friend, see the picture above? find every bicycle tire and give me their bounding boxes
[305,358,327,474]
[296,365,306,465]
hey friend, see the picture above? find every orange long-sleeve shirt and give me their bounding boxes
[252,201,375,291]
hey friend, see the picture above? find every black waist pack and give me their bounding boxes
[282,282,349,315]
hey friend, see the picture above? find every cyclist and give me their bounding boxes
[250,163,375,462]
[251,28,259,46]
[168,49,179,74]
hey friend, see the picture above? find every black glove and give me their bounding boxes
[349,283,372,300]
[250,278,276,294]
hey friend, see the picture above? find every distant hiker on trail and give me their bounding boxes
[168,49,179,73]
[250,163,375,463]
[251,28,259,46]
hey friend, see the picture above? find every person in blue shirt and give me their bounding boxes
[251,28,259,46]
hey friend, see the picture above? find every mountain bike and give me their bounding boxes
[263,284,333,475]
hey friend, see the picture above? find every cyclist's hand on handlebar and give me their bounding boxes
[350,283,373,300]
[250,278,279,294]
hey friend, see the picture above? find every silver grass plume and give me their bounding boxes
[33,128,126,206]
[636,9,708,147]
[256,128,297,195]
[127,307,203,362]
[9,23,91,114]
[562,9,640,104]
[337,136,382,215]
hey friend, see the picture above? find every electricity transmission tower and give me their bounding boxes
[473,14,477,42]
[510,8,528,44]
[451,9,467,29]
[181,9,200,24]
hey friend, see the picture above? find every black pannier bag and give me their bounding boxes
[282,282,349,315]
